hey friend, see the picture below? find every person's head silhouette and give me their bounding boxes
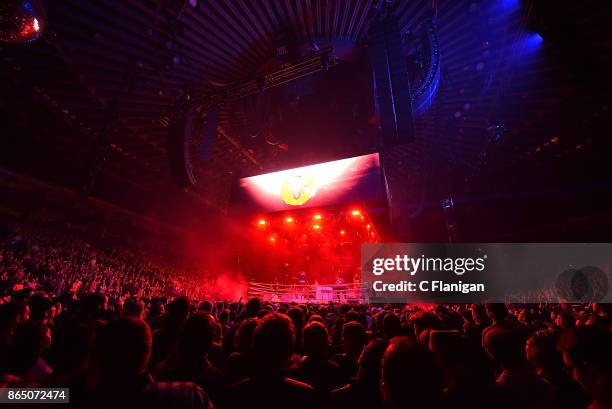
[382,337,443,408]
[90,318,151,382]
[252,313,295,376]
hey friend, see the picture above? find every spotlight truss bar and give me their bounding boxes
[225,46,338,101]
[252,207,380,245]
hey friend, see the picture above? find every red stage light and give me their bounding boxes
[351,209,361,216]
[340,230,346,235]
[269,235,276,242]
[258,219,267,226]
[285,216,294,223]
[313,224,321,230]
[366,224,371,229]
[313,214,322,220]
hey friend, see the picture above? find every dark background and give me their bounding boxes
[1,0,611,249]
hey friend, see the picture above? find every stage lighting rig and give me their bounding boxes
[162,45,338,187]
[224,46,338,101]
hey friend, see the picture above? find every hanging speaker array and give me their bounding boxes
[166,108,197,188]
[166,104,219,188]
[369,15,416,148]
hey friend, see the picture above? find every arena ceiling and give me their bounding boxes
[0,0,609,234]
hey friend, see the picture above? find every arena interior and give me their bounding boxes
[0,1,611,408]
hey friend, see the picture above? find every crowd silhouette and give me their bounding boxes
[1,225,611,408]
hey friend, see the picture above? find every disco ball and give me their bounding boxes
[0,0,47,44]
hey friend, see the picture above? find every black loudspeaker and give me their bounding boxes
[369,15,415,147]
[200,104,219,161]
[166,108,197,188]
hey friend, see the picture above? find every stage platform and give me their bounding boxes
[247,281,370,304]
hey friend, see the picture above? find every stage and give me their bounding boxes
[230,152,388,287]
[247,281,370,304]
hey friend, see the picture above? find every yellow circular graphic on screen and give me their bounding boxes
[280,175,315,205]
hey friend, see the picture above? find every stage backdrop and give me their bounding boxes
[233,153,384,213]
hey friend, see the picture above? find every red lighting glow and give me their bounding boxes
[248,206,381,283]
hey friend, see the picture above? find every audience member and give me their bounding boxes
[71,318,211,408]
[291,321,345,395]
[382,336,444,409]
[330,321,367,379]
[557,326,612,409]
[225,314,316,409]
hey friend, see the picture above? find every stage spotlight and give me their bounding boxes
[313,224,321,230]
[340,230,346,236]
[529,32,544,45]
[351,209,361,216]
[258,218,267,226]
[366,224,371,229]
[313,214,322,220]
[285,216,294,223]
[269,235,276,242]
[0,0,47,44]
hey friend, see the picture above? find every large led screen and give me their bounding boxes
[235,153,384,213]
